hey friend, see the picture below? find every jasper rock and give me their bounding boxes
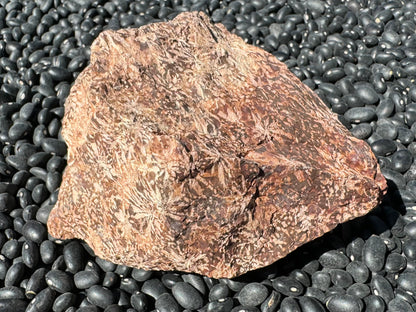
[47,11,387,278]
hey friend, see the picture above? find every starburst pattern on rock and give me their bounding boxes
[47,11,387,278]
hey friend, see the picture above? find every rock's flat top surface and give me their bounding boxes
[47,11,387,278]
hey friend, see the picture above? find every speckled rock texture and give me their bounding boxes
[47,11,387,278]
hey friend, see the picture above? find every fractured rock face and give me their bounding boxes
[47,11,387,278]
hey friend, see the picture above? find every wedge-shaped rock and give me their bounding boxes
[47,11,387,278]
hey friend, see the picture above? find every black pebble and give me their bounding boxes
[130,291,149,312]
[326,294,363,312]
[63,240,86,274]
[41,138,67,156]
[172,282,204,310]
[209,283,229,302]
[74,270,100,289]
[272,276,304,296]
[22,220,47,244]
[45,269,74,293]
[86,285,114,309]
[0,299,27,312]
[344,107,376,123]
[39,240,57,264]
[238,282,268,307]
[5,262,25,287]
[403,239,416,261]
[370,139,397,156]
[22,240,39,269]
[319,250,350,269]
[52,292,76,312]
[26,287,55,312]
[25,268,47,299]
[141,278,167,300]
[370,275,394,303]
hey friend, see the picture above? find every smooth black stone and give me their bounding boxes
[36,204,53,224]
[405,221,416,239]
[1,239,21,260]
[207,297,234,312]
[4,262,25,287]
[289,269,311,287]
[391,149,413,173]
[363,294,385,312]
[25,176,43,191]
[46,155,66,173]
[52,292,76,312]
[208,284,229,302]
[0,193,16,212]
[47,118,61,137]
[114,264,131,277]
[403,239,416,261]
[26,287,55,312]
[346,261,369,284]
[388,298,413,312]
[47,66,72,81]
[74,270,100,289]
[26,152,51,167]
[161,273,182,290]
[325,294,362,312]
[375,122,397,140]
[319,250,350,269]
[45,270,74,294]
[298,296,325,312]
[25,267,46,299]
[141,279,167,300]
[63,240,86,274]
[120,278,140,294]
[172,282,203,310]
[384,252,406,273]
[21,240,39,269]
[329,269,353,289]
[39,240,57,264]
[182,274,206,296]
[346,283,370,299]
[370,275,394,303]
[370,139,397,156]
[398,272,416,294]
[99,271,117,288]
[40,138,67,156]
[22,220,46,244]
[0,286,25,300]
[0,299,27,312]
[395,288,416,305]
[31,183,49,204]
[33,125,47,146]
[130,292,149,312]
[237,282,268,307]
[280,297,300,312]
[311,271,331,291]
[86,285,114,309]
[397,127,415,145]
[381,168,406,189]
[6,155,28,171]
[272,276,304,296]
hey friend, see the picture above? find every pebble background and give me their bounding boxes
[0,0,415,311]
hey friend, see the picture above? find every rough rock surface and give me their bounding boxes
[47,11,387,278]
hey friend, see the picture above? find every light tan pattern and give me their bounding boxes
[47,12,387,278]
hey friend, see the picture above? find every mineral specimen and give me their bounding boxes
[47,11,387,278]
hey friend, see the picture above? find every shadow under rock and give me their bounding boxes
[233,180,405,283]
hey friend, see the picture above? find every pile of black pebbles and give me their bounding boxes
[0,0,416,311]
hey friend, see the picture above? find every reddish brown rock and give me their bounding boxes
[47,11,387,278]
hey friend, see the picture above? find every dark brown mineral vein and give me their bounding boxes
[47,11,387,278]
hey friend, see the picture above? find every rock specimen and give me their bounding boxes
[47,11,387,278]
